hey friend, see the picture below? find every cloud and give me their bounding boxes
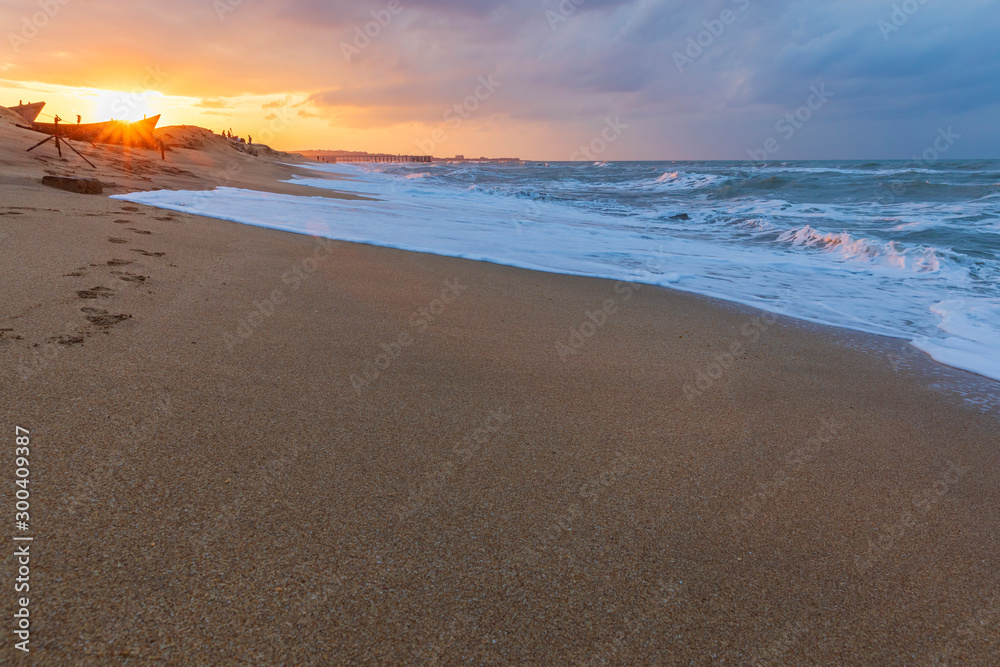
[195,98,230,109]
[1,0,998,157]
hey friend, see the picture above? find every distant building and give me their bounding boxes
[454,155,464,160]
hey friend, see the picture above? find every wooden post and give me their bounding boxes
[53,116,62,157]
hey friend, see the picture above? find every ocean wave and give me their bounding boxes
[733,218,777,233]
[777,225,944,272]
[465,184,556,201]
[714,176,794,196]
[771,166,945,176]
[914,298,1000,382]
[649,171,727,189]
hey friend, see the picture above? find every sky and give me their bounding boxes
[1,0,999,160]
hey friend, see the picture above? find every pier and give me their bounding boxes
[316,155,432,163]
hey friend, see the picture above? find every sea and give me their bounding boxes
[113,159,1000,383]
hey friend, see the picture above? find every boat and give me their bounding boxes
[6,101,45,124]
[30,114,161,148]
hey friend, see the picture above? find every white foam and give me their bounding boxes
[913,299,1000,379]
[777,225,944,273]
[648,171,727,190]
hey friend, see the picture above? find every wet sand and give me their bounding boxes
[1,112,999,664]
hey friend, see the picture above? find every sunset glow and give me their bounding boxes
[2,1,999,158]
[90,89,161,122]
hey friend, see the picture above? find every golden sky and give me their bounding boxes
[0,0,573,158]
[2,0,997,159]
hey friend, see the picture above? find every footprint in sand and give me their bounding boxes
[63,271,86,277]
[76,287,114,299]
[48,334,85,346]
[106,259,133,266]
[126,228,152,235]
[80,307,131,328]
[131,249,165,257]
[112,271,148,283]
[120,206,140,212]
[114,219,131,224]
[108,237,129,244]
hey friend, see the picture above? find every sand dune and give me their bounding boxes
[0,110,359,199]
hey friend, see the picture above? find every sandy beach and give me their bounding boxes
[2,111,1000,665]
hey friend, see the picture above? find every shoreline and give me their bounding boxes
[673,291,1000,411]
[115,158,1000,394]
[213,188,1000,407]
[3,126,1000,663]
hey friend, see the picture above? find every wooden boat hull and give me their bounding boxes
[31,114,161,147]
[6,102,45,124]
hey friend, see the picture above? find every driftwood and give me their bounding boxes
[41,176,103,195]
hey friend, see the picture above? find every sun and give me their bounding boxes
[89,88,161,122]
